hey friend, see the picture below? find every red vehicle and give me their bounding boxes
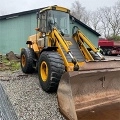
[98,38,120,56]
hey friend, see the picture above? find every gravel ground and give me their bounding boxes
[0,70,65,120]
[0,56,120,120]
[105,55,120,60]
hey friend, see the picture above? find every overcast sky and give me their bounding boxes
[0,0,119,16]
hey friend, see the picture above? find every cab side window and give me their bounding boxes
[39,11,47,33]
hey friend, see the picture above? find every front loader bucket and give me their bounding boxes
[57,66,120,120]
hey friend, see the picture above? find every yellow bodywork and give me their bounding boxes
[22,5,120,120]
[27,5,102,71]
[26,5,104,72]
[27,27,102,71]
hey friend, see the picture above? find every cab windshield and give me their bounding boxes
[47,10,70,35]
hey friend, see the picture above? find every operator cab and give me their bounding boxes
[38,6,70,36]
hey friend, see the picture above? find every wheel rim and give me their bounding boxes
[21,54,26,67]
[40,61,48,82]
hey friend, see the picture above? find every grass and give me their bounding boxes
[0,56,21,71]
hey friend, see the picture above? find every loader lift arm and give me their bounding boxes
[49,27,79,70]
[73,26,105,60]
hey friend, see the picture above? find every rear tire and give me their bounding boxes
[21,48,35,73]
[102,50,106,55]
[38,51,65,92]
[107,50,112,56]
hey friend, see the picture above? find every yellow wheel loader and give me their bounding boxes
[20,5,120,120]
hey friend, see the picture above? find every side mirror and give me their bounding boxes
[71,16,75,24]
[35,28,40,31]
[36,12,39,19]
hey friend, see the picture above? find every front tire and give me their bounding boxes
[38,51,65,93]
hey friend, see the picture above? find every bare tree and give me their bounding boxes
[89,10,101,31]
[111,2,120,36]
[70,0,120,39]
[98,7,112,38]
[70,0,90,25]
[94,1,120,38]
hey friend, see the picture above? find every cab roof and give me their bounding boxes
[40,5,70,13]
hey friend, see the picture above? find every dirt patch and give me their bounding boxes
[0,63,10,71]
[0,52,20,71]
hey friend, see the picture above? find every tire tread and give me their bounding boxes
[38,51,65,92]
